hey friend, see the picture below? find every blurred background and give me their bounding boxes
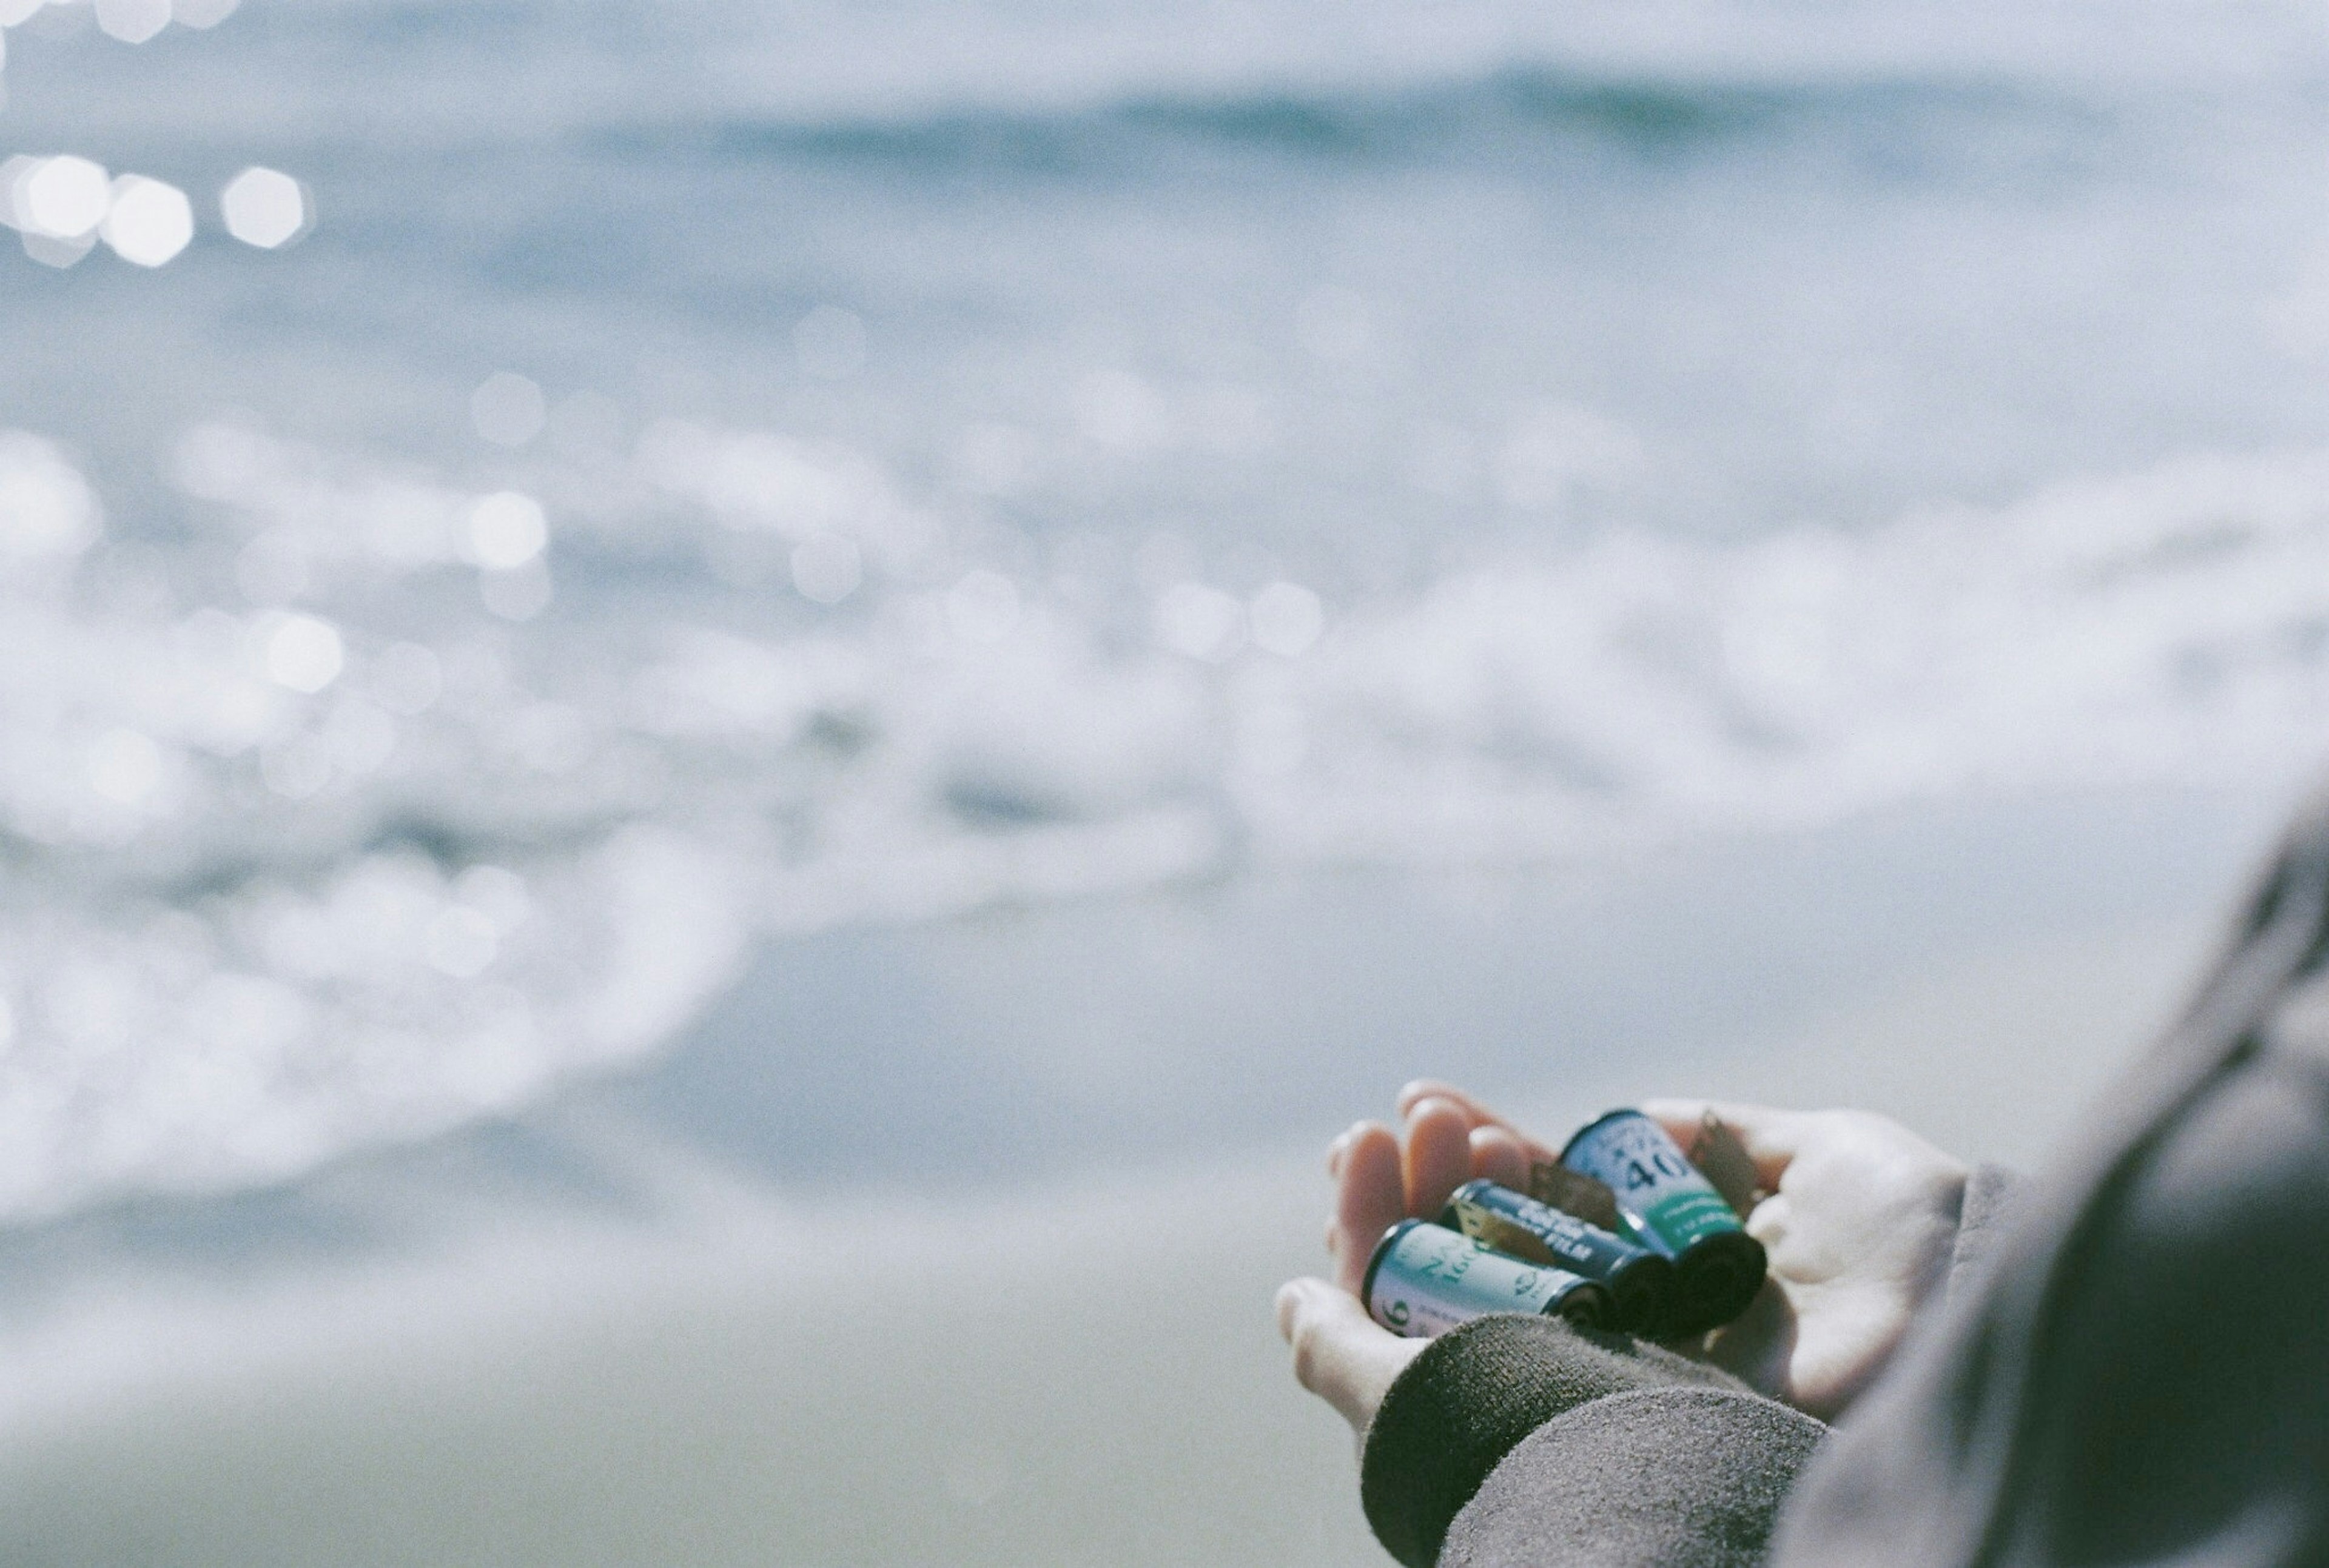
[0,0,2326,1561]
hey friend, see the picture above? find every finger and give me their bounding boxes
[1469,1124,1530,1191]
[1327,1121,1365,1181]
[1402,1097,1476,1219]
[1331,1122,1406,1294]
[1641,1099,1812,1190]
[1394,1081,1559,1164]
[1274,1277,1422,1434]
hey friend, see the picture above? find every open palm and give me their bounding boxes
[1318,1083,1969,1421]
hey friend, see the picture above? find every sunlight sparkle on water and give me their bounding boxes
[261,612,344,693]
[4,156,201,269]
[1154,581,1245,662]
[1248,581,1325,657]
[790,534,861,604]
[17,156,109,240]
[92,0,170,44]
[100,175,193,266]
[219,166,310,249]
[0,432,100,558]
[86,728,164,806]
[466,491,547,570]
[424,908,499,979]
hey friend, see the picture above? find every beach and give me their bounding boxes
[4,0,2329,1556]
[0,783,2279,1564]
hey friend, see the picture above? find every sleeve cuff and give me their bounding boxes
[1440,1387,1826,1568]
[1359,1315,1752,1568]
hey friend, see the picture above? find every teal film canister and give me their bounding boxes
[1360,1219,1609,1339]
[1559,1110,1766,1335]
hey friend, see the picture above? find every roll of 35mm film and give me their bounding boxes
[1439,1179,1672,1333]
[1559,1110,1766,1335]
[1362,1219,1609,1338]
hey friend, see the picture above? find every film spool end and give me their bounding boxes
[1664,1231,1769,1335]
[1605,1259,1672,1335]
[1555,1282,1610,1330]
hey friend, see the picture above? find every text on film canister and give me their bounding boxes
[1558,1110,1767,1335]
[1361,1219,1609,1339]
[1440,1179,1673,1333]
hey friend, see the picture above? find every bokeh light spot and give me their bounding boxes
[93,0,170,43]
[220,167,311,249]
[1249,581,1325,657]
[468,491,547,569]
[1154,581,1246,662]
[790,534,861,604]
[263,613,344,692]
[454,865,530,928]
[0,432,102,558]
[21,156,110,239]
[87,729,163,805]
[100,175,193,267]
[20,231,95,269]
[425,908,499,978]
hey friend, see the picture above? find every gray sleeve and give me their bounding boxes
[1358,1316,1820,1567]
[1440,1388,1827,1568]
[1969,1051,2329,1566]
[1944,1162,2025,1302]
[1783,1051,2329,1568]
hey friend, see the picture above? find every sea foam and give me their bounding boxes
[0,419,2324,1221]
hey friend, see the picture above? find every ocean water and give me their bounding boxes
[1,0,2328,1230]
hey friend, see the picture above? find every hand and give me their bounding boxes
[1386,1084,1970,1419]
[1272,1091,1531,1441]
[1273,1276,1424,1446]
[1276,1084,1971,1432]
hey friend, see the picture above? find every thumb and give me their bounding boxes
[1275,1276,1424,1436]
